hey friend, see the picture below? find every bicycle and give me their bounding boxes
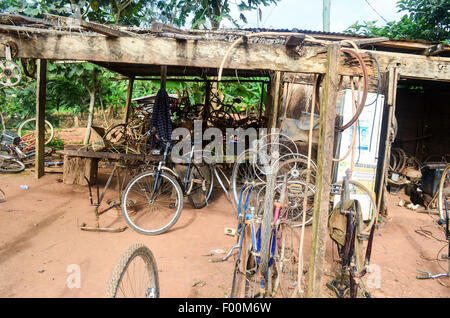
[326,171,378,298]
[0,153,25,172]
[230,175,302,298]
[121,129,214,235]
[0,111,54,170]
[105,244,160,298]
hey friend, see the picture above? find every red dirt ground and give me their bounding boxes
[0,128,448,298]
[1,170,449,298]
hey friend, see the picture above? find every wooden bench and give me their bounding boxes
[57,150,160,185]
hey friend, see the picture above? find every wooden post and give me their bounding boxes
[259,82,265,120]
[122,77,134,124]
[160,65,167,90]
[35,59,47,179]
[268,71,282,129]
[203,80,212,121]
[376,67,399,214]
[307,43,340,298]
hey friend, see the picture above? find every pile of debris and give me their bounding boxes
[388,147,449,214]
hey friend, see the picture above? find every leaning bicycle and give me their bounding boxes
[121,129,214,235]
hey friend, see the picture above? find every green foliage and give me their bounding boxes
[0,1,273,131]
[0,77,37,129]
[346,0,450,43]
[47,135,65,150]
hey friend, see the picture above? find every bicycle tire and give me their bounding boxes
[333,180,378,235]
[438,164,450,221]
[231,225,259,298]
[273,157,317,226]
[0,154,25,173]
[122,170,183,236]
[105,244,160,298]
[273,223,302,298]
[17,118,54,145]
[187,163,214,209]
[335,49,368,131]
[231,149,266,208]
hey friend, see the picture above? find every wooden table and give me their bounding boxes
[57,150,160,185]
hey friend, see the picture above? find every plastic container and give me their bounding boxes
[421,163,447,196]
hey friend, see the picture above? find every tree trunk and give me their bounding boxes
[83,88,96,145]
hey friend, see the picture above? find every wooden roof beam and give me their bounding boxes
[0,32,448,81]
[0,32,367,76]
[423,43,446,56]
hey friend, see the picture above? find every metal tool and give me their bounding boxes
[81,163,127,233]
[416,195,450,281]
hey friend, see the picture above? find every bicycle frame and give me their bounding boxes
[328,173,376,298]
[149,141,208,202]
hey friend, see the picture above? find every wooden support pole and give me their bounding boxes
[160,65,167,90]
[307,43,340,298]
[203,80,212,121]
[376,67,399,215]
[265,81,273,123]
[35,59,47,179]
[259,82,265,120]
[122,77,134,124]
[269,71,282,129]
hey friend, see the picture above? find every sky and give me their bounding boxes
[222,0,405,32]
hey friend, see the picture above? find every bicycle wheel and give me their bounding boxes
[273,157,316,226]
[231,149,268,208]
[231,224,259,298]
[273,223,301,298]
[18,118,54,145]
[187,163,214,209]
[438,164,450,221]
[105,244,160,298]
[259,181,315,225]
[0,154,25,173]
[122,170,183,235]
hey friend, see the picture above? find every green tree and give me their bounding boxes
[167,0,280,29]
[346,0,450,43]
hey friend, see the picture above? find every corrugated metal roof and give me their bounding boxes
[239,27,370,38]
